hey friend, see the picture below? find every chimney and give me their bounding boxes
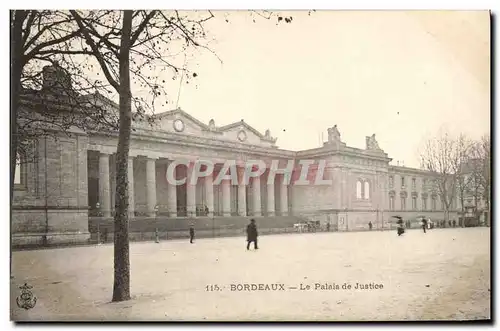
[42,62,72,93]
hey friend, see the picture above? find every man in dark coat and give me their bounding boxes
[246,219,258,250]
[422,218,428,233]
[368,221,373,231]
[189,223,195,244]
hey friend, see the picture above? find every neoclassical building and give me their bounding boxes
[12,66,458,245]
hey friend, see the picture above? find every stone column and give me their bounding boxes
[252,176,262,216]
[205,172,214,217]
[186,163,197,217]
[127,156,135,217]
[279,174,288,216]
[267,172,275,216]
[146,157,157,217]
[221,179,231,217]
[167,161,177,218]
[237,167,247,216]
[99,152,111,217]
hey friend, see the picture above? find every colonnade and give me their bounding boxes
[95,152,289,218]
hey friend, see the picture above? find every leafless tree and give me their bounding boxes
[13,9,300,299]
[420,132,470,223]
[452,134,473,227]
[469,134,491,225]
[10,10,97,279]
[11,10,128,193]
[11,10,79,204]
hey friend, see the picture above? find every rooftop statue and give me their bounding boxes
[327,125,341,143]
[366,134,381,150]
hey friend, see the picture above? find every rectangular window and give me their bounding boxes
[422,179,427,190]
[389,176,394,188]
[14,164,21,184]
[401,176,405,188]
[412,178,416,189]
[422,198,427,210]
[412,197,417,210]
[432,198,437,211]
[389,196,395,211]
[14,152,27,189]
[401,198,406,211]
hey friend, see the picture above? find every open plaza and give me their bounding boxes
[10,226,490,321]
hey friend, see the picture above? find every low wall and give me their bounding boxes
[12,209,91,247]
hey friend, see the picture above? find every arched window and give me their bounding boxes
[389,195,395,210]
[364,181,370,200]
[356,180,362,199]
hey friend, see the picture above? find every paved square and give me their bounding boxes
[11,227,490,321]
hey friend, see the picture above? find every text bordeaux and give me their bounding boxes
[230,283,286,291]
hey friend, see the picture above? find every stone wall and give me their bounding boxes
[12,133,90,246]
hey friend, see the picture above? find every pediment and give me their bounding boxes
[129,108,278,148]
[218,120,277,146]
[148,108,210,135]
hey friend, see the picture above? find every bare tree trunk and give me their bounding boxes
[460,196,465,227]
[112,10,133,302]
[10,10,26,279]
[485,200,490,227]
[484,183,490,227]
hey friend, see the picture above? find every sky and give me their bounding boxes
[153,10,490,169]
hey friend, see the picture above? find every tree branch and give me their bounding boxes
[70,10,120,91]
[130,10,157,46]
[23,29,80,66]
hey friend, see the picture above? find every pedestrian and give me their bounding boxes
[326,222,331,232]
[205,205,209,216]
[452,219,456,227]
[368,221,373,231]
[246,219,259,250]
[397,222,405,236]
[189,223,195,244]
[422,218,428,233]
[448,220,452,228]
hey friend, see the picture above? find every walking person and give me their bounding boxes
[422,218,428,234]
[246,219,258,250]
[326,222,331,232]
[368,221,373,231]
[189,223,195,244]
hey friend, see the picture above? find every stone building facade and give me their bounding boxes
[12,68,459,245]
